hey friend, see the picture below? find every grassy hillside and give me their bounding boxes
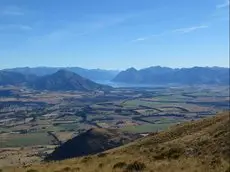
[3,112,229,172]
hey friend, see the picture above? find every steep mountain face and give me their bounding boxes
[30,70,112,91]
[113,66,229,85]
[46,128,140,161]
[4,67,119,81]
[0,71,27,85]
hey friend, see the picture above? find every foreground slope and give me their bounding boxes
[5,112,230,172]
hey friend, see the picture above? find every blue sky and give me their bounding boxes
[0,0,229,70]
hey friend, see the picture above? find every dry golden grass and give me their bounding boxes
[2,112,230,172]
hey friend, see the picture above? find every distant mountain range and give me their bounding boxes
[3,67,119,81]
[0,70,111,91]
[1,66,229,88]
[113,66,229,85]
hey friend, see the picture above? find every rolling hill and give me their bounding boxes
[113,66,229,85]
[30,70,112,91]
[46,128,141,161]
[6,112,229,172]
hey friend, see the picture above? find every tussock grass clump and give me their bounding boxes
[53,166,80,172]
[209,157,222,167]
[26,169,39,172]
[97,153,107,158]
[113,162,127,169]
[98,163,104,168]
[154,146,184,160]
[125,161,146,172]
[61,167,71,171]
[225,166,230,172]
[81,156,92,163]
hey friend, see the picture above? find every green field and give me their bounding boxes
[0,127,11,133]
[57,123,80,131]
[142,116,188,124]
[0,132,53,148]
[123,99,163,108]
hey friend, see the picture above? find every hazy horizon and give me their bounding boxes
[1,65,229,71]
